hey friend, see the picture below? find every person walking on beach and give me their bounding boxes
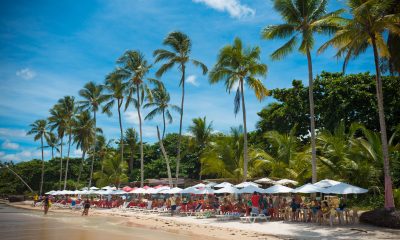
[43,195,50,215]
[170,195,177,216]
[82,198,91,216]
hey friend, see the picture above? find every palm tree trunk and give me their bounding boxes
[129,146,134,174]
[77,150,86,189]
[63,132,72,190]
[306,48,317,184]
[88,111,97,188]
[59,136,63,190]
[240,79,248,181]
[176,65,185,187]
[162,109,166,140]
[51,147,54,160]
[157,126,173,187]
[136,84,144,187]
[40,135,44,195]
[371,38,395,210]
[118,100,124,174]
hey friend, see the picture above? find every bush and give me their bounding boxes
[360,208,400,229]
[394,189,400,208]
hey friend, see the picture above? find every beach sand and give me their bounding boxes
[6,201,400,240]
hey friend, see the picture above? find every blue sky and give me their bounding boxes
[0,0,375,162]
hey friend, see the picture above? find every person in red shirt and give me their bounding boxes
[251,191,260,214]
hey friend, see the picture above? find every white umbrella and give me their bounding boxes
[180,187,202,194]
[112,190,127,195]
[101,186,116,190]
[45,190,56,195]
[264,184,293,194]
[238,185,264,194]
[313,179,341,188]
[235,181,260,188]
[97,189,114,195]
[255,177,276,184]
[214,186,239,194]
[205,182,218,188]
[198,187,214,195]
[292,183,324,193]
[81,187,89,191]
[322,183,368,194]
[214,182,233,188]
[193,183,206,188]
[275,179,298,186]
[89,186,99,190]
[160,187,182,194]
[131,188,147,194]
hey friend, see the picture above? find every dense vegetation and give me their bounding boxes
[1,0,399,211]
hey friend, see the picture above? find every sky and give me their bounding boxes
[0,0,375,162]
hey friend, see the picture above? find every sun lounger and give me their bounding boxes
[240,213,270,223]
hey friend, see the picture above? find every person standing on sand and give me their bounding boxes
[43,195,49,215]
[82,198,91,216]
[170,195,177,216]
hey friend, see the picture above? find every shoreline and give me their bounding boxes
[6,201,400,240]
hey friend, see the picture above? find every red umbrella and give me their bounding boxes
[143,185,151,189]
[122,186,133,192]
[154,185,164,189]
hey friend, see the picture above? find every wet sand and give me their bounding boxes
[0,203,221,240]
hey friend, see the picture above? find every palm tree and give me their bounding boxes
[154,31,208,185]
[188,116,213,180]
[27,119,51,195]
[209,37,268,181]
[73,111,94,188]
[124,128,138,174]
[144,82,180,139]
[57,96,77,190]
[93,151,128,188]
[79,81,107,188]
[48,103,67,189]
[261,0,343,184]
[318,0,400,209]
[103,69,126,179]
[44,132,59,160]
[117,50,152,187]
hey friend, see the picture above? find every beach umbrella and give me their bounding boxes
[322,183,368,194]
[263,184,293,194]
[81,187,89,191]
[154,185,165,189]
[198,187,214,195]
[292,183,324,193]
[112,190,127,195]
[180,187,202,194]
[142,185,151,189]
[235,181,260,188]
[89,187,99,190]
[255,177,276,184]
[131,188,147,194]
[122,186,133,192]
[101,186,114,190]
[205,182,218,188]
[275,179,298,186]
[214,182,233,188]
[238,185,264,194]
[214,186,239,194]
[193,183,206,188]
[45,190,56,195]
[313,179,341,188]
[97,189,114,195]
[160,187,182,194]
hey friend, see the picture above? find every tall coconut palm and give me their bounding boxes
[124,128,138,174]
[261,0,343,184]
[318,0,400,209]
[27,119,51,195]
[144,82,180,139]
[73,111,94,188]
[103,69,127,178]
[57,96,77,190]
[44,132,59,161]
[117,50,152,187]
[188,117,213,180]
[209,37,268,181]
[79,81,107,188]
[154,31,208,185]
[48,103,67,189]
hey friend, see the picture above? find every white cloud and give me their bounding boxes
[186,75,199,86]
[193,0,255,18]
[2,140,20,150]
[0,149,50,163]
[124,111,139,125]
[16,68,37,80]
[0,128,27,138]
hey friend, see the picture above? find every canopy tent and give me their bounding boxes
[238,185,264,194]
[159,187,182,194]
[275,179,298,186]
[235,181,260,188]
[255,177,276,184]
[214,186,239,194]
[263,184,293,194]
[313,179,341,188]
[180,187,202,194]
[292,183,324,193]
[322,182,368,194]
[193,183,206,188]
[214,182,233,188]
